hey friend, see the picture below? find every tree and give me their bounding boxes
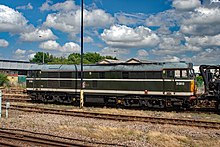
[0,73,9,87]
[68,53,81,64]
[105,56,117,60]
[83,52,105,64]
[67,52,115,64]
[30,52,53,64]
[48,56,69,64]
[30,52,117,64]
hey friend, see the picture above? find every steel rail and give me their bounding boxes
[2,98,31,102]
[4,104,220,129]
[0,140,20,147]
[0,128,124,147]
[0,129,97,147]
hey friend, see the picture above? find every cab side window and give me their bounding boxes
[182,70,188,78]
[166,70,174,78]
[175,70,181,78]
[164,70,189,79]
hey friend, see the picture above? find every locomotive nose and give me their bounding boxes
[190,80,196,93]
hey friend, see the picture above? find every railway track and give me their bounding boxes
[2,93,28,98]
[2,97,31,102]
[3,104,220,129]
[2,93,30,102]
[0,128,122,147]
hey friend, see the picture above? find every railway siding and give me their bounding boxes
[3,104,220,129]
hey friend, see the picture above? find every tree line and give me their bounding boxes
[30,52,117,64]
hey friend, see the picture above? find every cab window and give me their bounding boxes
[182,70,188,78]
[166,70,174,78]
[175,70,181,78]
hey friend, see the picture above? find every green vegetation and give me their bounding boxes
[0,73,9,87]
[196,75,204,87]
[30,52,117,64]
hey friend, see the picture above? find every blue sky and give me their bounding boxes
[0,0,219,64]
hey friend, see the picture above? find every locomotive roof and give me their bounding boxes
[29,62,193,72]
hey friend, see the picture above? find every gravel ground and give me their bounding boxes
[1,106,220,147]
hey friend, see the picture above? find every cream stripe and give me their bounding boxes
[26,88,193,96]
[26,78,193,82]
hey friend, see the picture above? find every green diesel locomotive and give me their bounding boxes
[26,62,197,108]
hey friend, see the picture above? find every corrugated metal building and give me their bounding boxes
[0,59,36,86]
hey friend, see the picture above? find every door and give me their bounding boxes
[163,70,176,95]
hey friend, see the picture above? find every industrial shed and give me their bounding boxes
[0,59,36,86]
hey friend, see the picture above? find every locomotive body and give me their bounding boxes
[26,62,196,108]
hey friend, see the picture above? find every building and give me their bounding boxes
[0,59,36,86]
[98,59,123,64]
[98,58,150,64]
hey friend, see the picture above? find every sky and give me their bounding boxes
[0,0,220,65]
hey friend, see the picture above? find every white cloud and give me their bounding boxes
[44,12,79,34]
[181,7,220,35]
[28,53,36,60]
[62,42,80,53]
[187,7,220,24]
[13,49,27,60]
[156,25,172,35]
[84,9,114,27]
[15,49,26,55]
[152,45,201,55]
[101,25,159,48]
[83,36,94,43]
[137,49,148,57]
[182,48,220,64]
[172,0,201,11]
[99,47,129,58]
[185,34,220,47]
[115,12,147,25]
[40,0,77,12]
[16,3,33,10]
[20,28,57,42]
[0,39,9,47]
[39,40,60,50]
[160,55,181,62]
[151,35,201,55]
[39,40,80,53]
[44,8,114,36]
[0,5,33,33]
[145,10,188,27]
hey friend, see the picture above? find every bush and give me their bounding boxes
[0,73,9,87]
[196,76,204,87]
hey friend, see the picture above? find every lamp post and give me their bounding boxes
[42,52,44,64]
[39,35,44,64]
[80,0,84,108]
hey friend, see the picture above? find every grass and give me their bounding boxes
[56,122,220,147]
[57,123,143,140]
[2,108,220,147]
[147,131,192,147]
[146,131,220,147]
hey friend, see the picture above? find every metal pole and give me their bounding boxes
[80,0,84,108]
[6,101,10,118]
[43,52,44,64]
[0,90,2,118]
[39,36,44,64]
